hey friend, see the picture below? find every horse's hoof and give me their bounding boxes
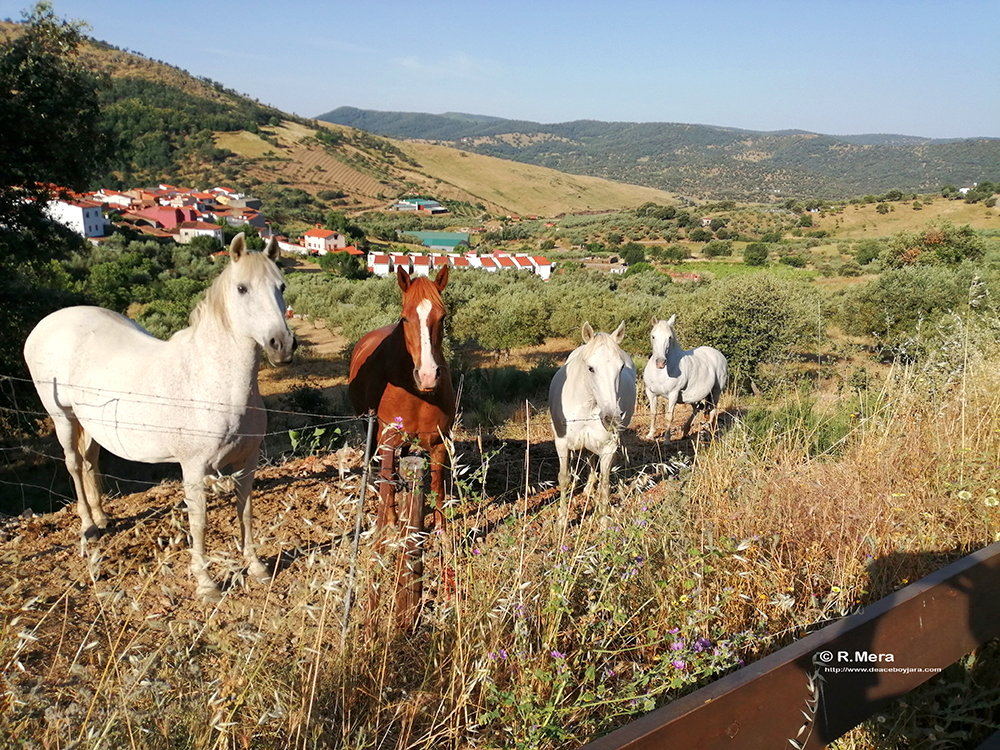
[83,525,105,541]
[196,583,223,603]
[248,562,271,585]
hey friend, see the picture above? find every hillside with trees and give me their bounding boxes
[318,107,1000,201]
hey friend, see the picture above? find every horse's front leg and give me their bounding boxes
[232,452,269,585]
[181,464,222,602]
[645,388,659,440]
[554,434,572,530]
[664,393,680,442]
[428,442,449,531]
[597,443,617,506]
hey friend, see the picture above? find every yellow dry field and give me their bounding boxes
[394,140,680,217]
[214,130,278,159]
[817,198,999,238]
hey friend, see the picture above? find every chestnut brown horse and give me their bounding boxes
[349,266,455,530]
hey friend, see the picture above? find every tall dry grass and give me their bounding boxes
[3,326,1000,748]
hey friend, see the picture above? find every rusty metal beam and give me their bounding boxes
[581,540,1000,750]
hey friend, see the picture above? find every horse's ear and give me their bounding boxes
[396,265,412,292]
[581,321,594,343]
[650,315,659,326]
[434,265,449,291]
[612,321,626,343]
[264,236,280,263]
[666,314,676,327]
[229,232,247,263]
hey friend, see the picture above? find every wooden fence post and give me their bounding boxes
[395,455,427,631]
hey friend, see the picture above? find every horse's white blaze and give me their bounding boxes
[415,298,437,390]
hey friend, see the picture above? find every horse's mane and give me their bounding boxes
[188,263,232,331]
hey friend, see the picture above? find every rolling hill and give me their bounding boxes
[317,107,1000,201]
[0,20,678,218]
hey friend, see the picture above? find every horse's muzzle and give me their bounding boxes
[601,412,624,431]
[266,333,297,365]
[655,358,666,370]
[413,365,442,392]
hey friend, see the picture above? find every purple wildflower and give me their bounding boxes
[671,659,686,670]
[550,650,565,659]
[694,638,712,653]
[670,639,685,651]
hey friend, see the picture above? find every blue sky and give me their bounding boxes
[3,0,997,139]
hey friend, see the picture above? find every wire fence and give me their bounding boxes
[0,371,665,518]
[0,373,375,514]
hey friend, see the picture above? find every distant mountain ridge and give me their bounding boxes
[317,106,999,200]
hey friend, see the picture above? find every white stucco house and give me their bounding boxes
[47,197,107,238]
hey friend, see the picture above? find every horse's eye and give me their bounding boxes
[237,284,248,295]
[588,365,595,373]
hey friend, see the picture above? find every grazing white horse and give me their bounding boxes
[549,322,636,518]
[23,234,295,601]
[644,314,727,441]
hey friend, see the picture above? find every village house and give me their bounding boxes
[390,197,448,214]
[177,220,224,245]
[302,227,348,255]
[47,197,108,238]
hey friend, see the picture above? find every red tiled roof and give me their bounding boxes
[303,228,340,238]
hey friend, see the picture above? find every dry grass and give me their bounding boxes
[819,198,999,238]
[393,141,680,218]
[3,329,1000,748]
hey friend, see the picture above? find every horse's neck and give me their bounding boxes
[176,316,262,395]
[665,334,686,363]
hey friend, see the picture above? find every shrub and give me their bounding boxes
[683,273,817,379]
[623,261,654,277]
[743,243,769,266]
[702,240,733,258]
[837,266,986,350]
[854,239,884,266]
[779,255,807,268]
[450,284,553,356]
[882,222,986,267]
[621,242,646,265]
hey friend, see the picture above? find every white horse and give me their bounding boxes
[23,234,295,601]
[644,314,727,441]
[549,322,636,518]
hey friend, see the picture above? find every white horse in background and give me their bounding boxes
[549,322,637,520]
[644,314,728,441]
[23,234,295,601]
